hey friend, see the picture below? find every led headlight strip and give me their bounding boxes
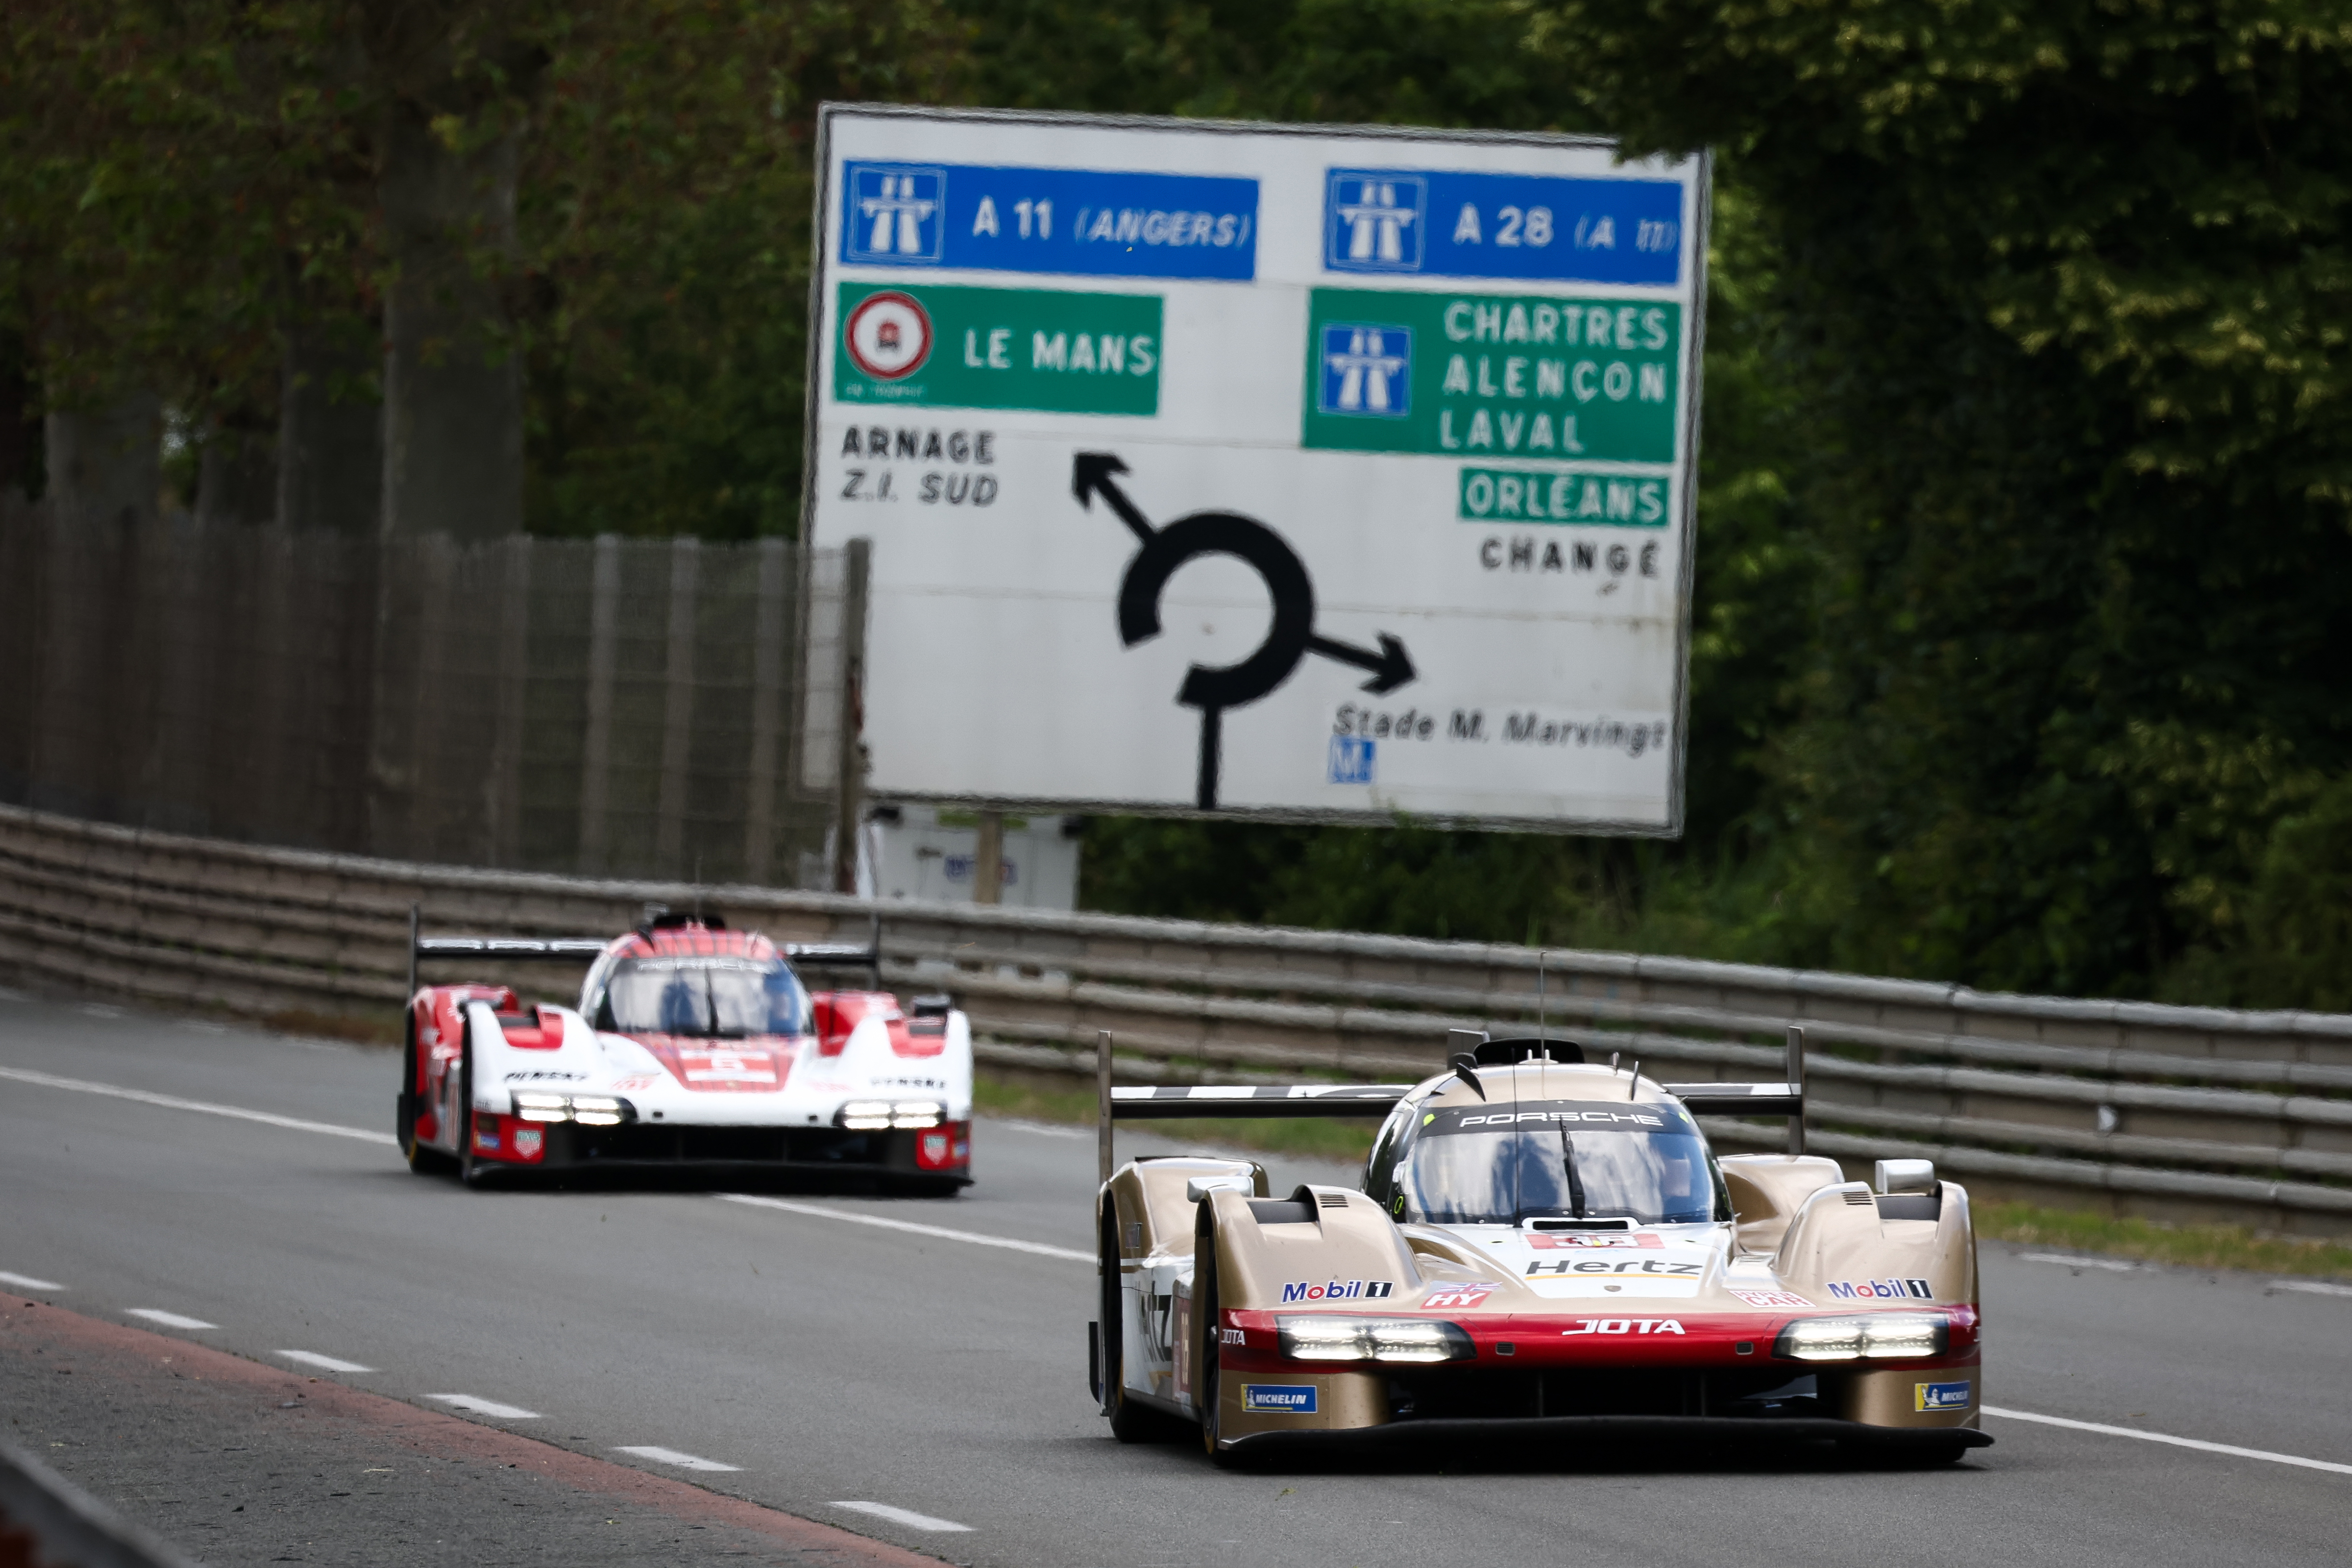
[1774,1312,1948,1361]
[510,1092,634,1126]
[836,1099,946,1130]
[1277,1316,1476,1364]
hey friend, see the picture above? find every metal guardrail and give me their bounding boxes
[0,801,2348,1234]
[0,1437,204,1568]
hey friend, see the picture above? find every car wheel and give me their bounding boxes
[1839,1435,1973,1467]
[888,1176,965,1199]
[1194,1200,1232,1466]
[399,1024,454,1175]
[1907,1438,1973,1466]
[1099,1208,1175,1442]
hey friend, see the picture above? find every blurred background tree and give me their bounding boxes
[6,0,2345,1006]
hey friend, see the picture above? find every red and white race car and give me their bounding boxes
[395,912,973,1192]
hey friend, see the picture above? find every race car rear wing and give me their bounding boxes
[1109,1084,1414,1119]
[1088,1024,1813,1181]
[1666,1023,1812,1156]
[405,905,881,997]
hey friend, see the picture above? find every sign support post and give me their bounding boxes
[830,537,870,895]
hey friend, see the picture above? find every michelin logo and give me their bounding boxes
[1826,1277,1935,1301]
[1243,1384,1319,1414]
[1916,1380,1973,1412]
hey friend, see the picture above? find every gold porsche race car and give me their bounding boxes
[1090,1031,1987,1464]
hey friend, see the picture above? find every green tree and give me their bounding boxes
[1549,0,2352,998]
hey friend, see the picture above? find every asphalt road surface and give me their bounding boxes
[3,987,2350,1568]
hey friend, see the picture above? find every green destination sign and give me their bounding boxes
[1302,288,1680,463]
[1459,466,1669,527]
[834,282,1161,416]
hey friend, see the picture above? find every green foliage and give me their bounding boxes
[14,0,2350,1008]
[0,0,376,416]
[519,0,966,539]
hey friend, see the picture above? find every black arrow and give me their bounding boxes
[1072,451,1419,811]
[1072,452,1153,544]
[1305,632,1416,695]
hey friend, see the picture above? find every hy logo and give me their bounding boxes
[846,164,945,262]
[1318,323,1412,418]
[1326,172,1426,272]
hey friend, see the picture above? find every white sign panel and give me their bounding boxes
[804,105,1709,832]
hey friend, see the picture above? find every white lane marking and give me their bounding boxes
[2018,1252,2137,1272]
[80,1004,125,1020]
[277,1350,372,1373]
[0,1271,65,1291]
[614,1446,741,1472]
[0,986,27,1002]
[718,1193,1090,1263]
[831,1501,973,1533]
[0,1066,395,1147]
[2270,1279,2352,1299]
[428,1394,539,1420]
[1985,1406,2352,1476]
[991,1118,1088,1140]
[125,1309,217,1330]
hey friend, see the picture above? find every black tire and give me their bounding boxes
[887,1176,966,1199]
[1839,1435,1973,1468]
[398,1022,455,1176]
[1099,1207,1179,1442]
[1194,1199,1231,1465]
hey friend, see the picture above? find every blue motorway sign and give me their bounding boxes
[1324,168,1683,286]
[841,162,1258,280]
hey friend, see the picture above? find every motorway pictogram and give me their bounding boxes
[1073,452,1415,811]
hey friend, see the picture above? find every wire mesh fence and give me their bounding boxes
[0,496,844,886]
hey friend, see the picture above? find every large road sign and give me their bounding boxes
[803,105,1709,833]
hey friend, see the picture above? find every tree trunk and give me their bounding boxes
[0,333,36,502]
[378,106,524,540]
[277,323,382,533]
[44,391,161,530]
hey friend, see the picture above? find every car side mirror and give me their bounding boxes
[1187,1176,1254,1203]
[1874,1157,1936,1195]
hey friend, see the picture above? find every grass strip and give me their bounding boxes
[1975,1200,2352,1282]
[974,1071,1379,1165]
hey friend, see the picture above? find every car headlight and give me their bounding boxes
[1774,1312,1948,1361]
[1277,1316,1475,1363]
[836,1099,943,1130]
[510,1092,634,1126]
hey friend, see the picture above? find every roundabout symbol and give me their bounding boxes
[1073,452,1415,811]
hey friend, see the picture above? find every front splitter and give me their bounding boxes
[1223,1413,1992,1456]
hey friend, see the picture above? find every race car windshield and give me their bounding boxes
[596,956,809,1038]
[1398,1100,1726,1227]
